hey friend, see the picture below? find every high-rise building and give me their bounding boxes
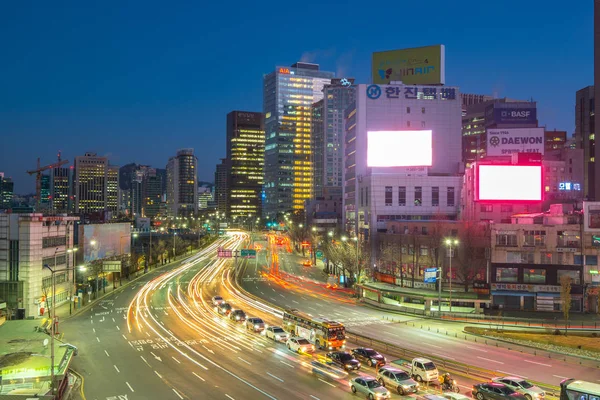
[50,166,73,214]
[576,86,595,199]
[0,173,14,209]
[198,186,212,211]
[143,169,162,219]
[155,168,167,199]
[263,62,334,218]
[595,0,600,199]
[40,175,51,208]
[107,165,119,218]
[312,79,355,199]
[214,158,229,217]
[462,99,536,165]
[545,129,567,152]
[226,111,265,219]
[73,153,119,219]
[166,149,198,217]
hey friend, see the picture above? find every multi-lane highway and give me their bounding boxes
[239,234,600,387]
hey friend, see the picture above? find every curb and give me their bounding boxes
[462,329,600,365]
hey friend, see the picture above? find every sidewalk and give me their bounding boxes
[53,254,196,321]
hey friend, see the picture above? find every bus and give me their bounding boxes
[283,308,346,350]
[560,379,600,400]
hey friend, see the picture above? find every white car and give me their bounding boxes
[265,326,288,341]
[286,336,315,353]
[212,296,224,306]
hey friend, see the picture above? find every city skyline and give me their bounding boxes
[0,0,592,193]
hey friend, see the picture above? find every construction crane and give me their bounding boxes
[27,152,68,210]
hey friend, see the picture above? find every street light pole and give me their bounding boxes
[173,232,177,261]
[445,238,459,313]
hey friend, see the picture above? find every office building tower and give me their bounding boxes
[198,186,212,211]
[595,0,600,199]
[0,173,14,209]
[462,99,536,165]
[545,129,568,152]
[50,166,73,213]
[263,62,334,218]
[143,169,162,219]
[576,86,595,199]
[74,153,108,215]
[107,165,119,218]
[0,213,79,319]
[312,79,355,199]
[226,111,265,219]
[166,149,198,217]
[40,175,51,208]
[214,158,229,217]
[155,168,167,199]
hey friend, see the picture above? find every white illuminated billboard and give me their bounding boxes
[367,130,432,167]
[477,165,542,202]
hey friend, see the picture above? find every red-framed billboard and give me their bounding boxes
[476,164,543,203]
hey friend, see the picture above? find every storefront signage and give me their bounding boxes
[592,236,600,247]
[278,67,290,74]
[559,182,581,191]
[492,283,561,293]
[424,268,437,283]
[366,84,456,101]
[556,247,578,253]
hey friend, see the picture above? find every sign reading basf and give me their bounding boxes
[486,107,537,125]
[486,128,544,157]
[367,130,432,167]
[372,45,445,85]
[476,164,542,202]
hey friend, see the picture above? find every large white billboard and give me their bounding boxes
[486,128,544,157]
[367,130,432,167]
[81,223,132,262]
[477,164,542,202]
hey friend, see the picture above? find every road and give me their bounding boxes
[238,235,600,387]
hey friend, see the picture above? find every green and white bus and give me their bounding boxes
[560,379,600,400]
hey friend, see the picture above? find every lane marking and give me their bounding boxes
[116,326,120,331]
[267,372,284,382]
[498,371,528,379]
[126,382,134,392]
[96,337,100,342]
[172,356,181,364]
[114,365,120,373]
[466,346,488,353]
[318,378,335,387]
[93,328,96,333]
[237,357,251,365]
[104,350,110,357]
[140,356,150,366]
[310,396,321,400]
[280,360,295,368]
[155,370,162,378]
[172,389,184,399]
[432,353,455,360]
[523,359,552,367]
[122,334,127,340]
[553,375,569,379]
[477,356,503,364]
[193,372,205,381]
[225,395,235,400]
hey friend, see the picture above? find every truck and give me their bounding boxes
[396,357,439,384]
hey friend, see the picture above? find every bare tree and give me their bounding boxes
[560,275,572,335]
[454,221,487,292]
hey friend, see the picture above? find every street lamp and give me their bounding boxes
[66,247,78,314]
[173,232,177,261]
[445,238,459,313]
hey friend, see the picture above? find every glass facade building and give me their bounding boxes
[263,62,334,218]
[166,149,198,217]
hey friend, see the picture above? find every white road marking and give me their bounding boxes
[280,360,295,368]
[112,317,115,322]
[126,382,134,392]
[310,396,321,400]
[104,350,110,357]
[93,328,96,333]
[553,375,569,379]
[114,365,120,373]
[432,353,455,360]
[225,395,235,400]
[193,372,205,381]
[238,357,251,365]
[173,389,184,399]
[466,346,487,353]
[172,356,181,364]
[116,325,120,331]
[96,337,100,342]
[318,378,336,387]
[292,300,299,304]
[122,334,127,340]
[477,356,504,364]
[523,359,552,367]
[498,371,528,379]
[140,356,150,366]
[267,372,284,382]
[155,370,162,378]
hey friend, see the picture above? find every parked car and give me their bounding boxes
[217,302,232,316]
[473,383,527,400]
[377,366,419,395]
[326,351,361,371]
[302,260,312,267]
[352,347,386,367]
[349,376,391,400]
[286,337,315,353]
[212,295,224,306]
[265,326,288,342]
[492,377,545,400]
[246,317,265,332]
[229,309,247,322]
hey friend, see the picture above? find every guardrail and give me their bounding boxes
[234,263,562,397]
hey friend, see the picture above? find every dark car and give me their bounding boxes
[473,383,527,400]
[351,347,386,367]
[217,302,232,316]
[229,309,247,322]
[326,351,361,371]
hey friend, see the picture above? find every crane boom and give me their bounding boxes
[27,152,69,210]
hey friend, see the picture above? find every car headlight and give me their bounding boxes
[236,316,240,320]
[346,364,352,368]
[254,324,259,329]
[275,335,280,339]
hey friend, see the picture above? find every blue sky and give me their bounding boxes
[0,0,593,193]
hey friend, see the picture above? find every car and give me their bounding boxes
[217,302,232,316]
[286,337,315,353]
[352,347,386,367]
[308,360,347,380]
[350,376,391,400]
[212,295,224,306]
[492,377,545,400]
[377,366,419,395]
[302,260,312,267]
[440,393,472,400]
[326,351,361,371]
[230,309,247,322]
[246,317,265,332]
[473,383,527,400]
[265,326,288,342]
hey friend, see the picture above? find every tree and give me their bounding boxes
[560,275,572,335]
[454,221,487,292]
